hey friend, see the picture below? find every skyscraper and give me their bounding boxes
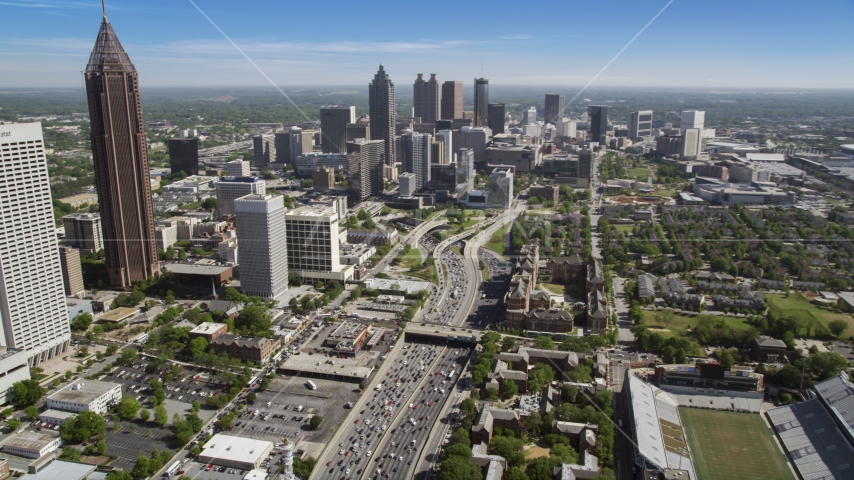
[473,78,489,127]
[285,205,348,283]
[401,131,432,191]
[226,159,251,177]
[234,194,288,302]
[629,110,653,140]
[274,127,312,165]
[488,103,506,134]
[522,107,537,125]
[413,74,440,124]
[216,177,266,219]
[0,122,72,364]
[435,130,453,164]
[85,7,160,288]
[680,110,705,131]
[253,134,275,167]
[544,94,565,125]
[588,105,608,145]
[369,65,395,176]
[681,128,702,159]
[441,81,463,120]
[63,212,104,253]
[320,106,356,154]
[59,246,85,298]
[168,138,199,176]
[488,167,514,209]
[347,139,384,201]
[399,173,416,197]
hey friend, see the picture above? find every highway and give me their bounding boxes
[355,346,470,480]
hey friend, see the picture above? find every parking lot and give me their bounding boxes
[102,359,231,408]
[106,422,174,471]
[235,376,361,445]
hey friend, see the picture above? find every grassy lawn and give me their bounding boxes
[642,311,753,357]
[408,264,439,285]
[449,246,463,257]
[627,167,651,178]
[652,188,677,197]
[766,293,854,335]
[395,248,423,269]
[680,408,795,480]
[484,223,510,256]
[613,225,635,234]
[542,283,567,295]
[480,260,490,282]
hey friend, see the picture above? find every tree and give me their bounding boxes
[246,392,257,404]
[502,379,519,399]
[186,412,203,432]
[25,406,39,420]
[131,456,151,480]
[561,384,578,403]
[459,398,478,420]
[6,418,20,431]
[310,415,323,430]
[106,344,118,356]
[504,467,530,480]
[522,412,542,435]
[11,379,45,408]
[139,409,150,422]
[449,427,470,446]
[533,336,555,350]
[808,352,849,381]
[70,313,93,332]
[718,350,735,367]
[97,438,108,455]
[828,320,848,339]
[59,446,81,461]
[60,411,107,444]
[191,400,200,412]
[188,337,208,359]
[202,198,217,210]
[502,336,516,352]
[526,456,560,480]
[117,348,138,366]
[105,472,133,480]
[115,396,140,420]
[480,331,501,345]
[153,405,169,426]
[485,387,499,401]
[440,456,482,480]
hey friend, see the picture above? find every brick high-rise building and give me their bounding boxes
[84,7,160,288]
[369,65,395,177]
[59,246,85,297]
[441,81,463,120]
[313,167,335,192]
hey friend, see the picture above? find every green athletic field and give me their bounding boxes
[679,408,795,480]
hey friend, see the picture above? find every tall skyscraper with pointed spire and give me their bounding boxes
[369,65,396,179]
[473,78,489,127]
[84,3,160,288]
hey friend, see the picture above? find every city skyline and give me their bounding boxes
[2,0,853,88]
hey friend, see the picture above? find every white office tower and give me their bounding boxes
[436,130,453,164]
[680,110,705,131]
[522,107,537,126]
[559,118,577,139]
[234,194,288,302]
[681,128,702,159]
[488,166,514,209]
[281,438,294,480]
[285,205,351,283]
[401,130,432,191]
[226,160,250,177]
[629,110,653,140]
[216,177,266,219]
[0,123,72,364]
[457,148,475,192]
[399,173,416,197]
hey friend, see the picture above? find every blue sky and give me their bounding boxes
[1,0,853,89]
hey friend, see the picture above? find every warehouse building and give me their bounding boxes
[2,432,62,459]
[197,434,274,470]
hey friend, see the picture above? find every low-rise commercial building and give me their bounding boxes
[209,335,281,364]
[38,409,76,426]
[653,364,763,392]
[0,347,32,405]
[198,434,274,470]
[2,433,62,459]
[189,323,229,342]
[46,380,122,414]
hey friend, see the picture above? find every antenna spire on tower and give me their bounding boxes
[102,0,107,21]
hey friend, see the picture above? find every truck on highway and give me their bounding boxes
[447,370,455,379]
[306,380,317,390]
[375,383,383,391]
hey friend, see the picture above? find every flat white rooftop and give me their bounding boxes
[199,434,272,465]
